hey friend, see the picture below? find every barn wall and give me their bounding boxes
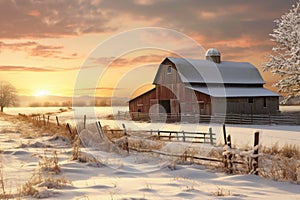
[155,61,212,115]
[184,90,212,115]
[224,96,279,115]
[129,89,156,114]
[155,61,184,115]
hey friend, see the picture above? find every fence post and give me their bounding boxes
[252,131,259,175]
[122,123,127,136]
[83,114,86,129]
[169,132,172,141]
[182,131,185,142]
[47,115,50,125]
[66,123,73,137]
[122,123,129,153]
[223,124,227,145]
[158,130,160,140]
[56,116,60,126]
[223,134,233,174]
[96,121,103,136]
[43,115,46,126]
[227,135,232,148]
[209,127,214,145]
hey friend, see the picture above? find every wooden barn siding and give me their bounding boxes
[155,61,212,115]
[224,97,279,115]
[130,58,279,120]
[155,61,183,115]
[129,89,156,113]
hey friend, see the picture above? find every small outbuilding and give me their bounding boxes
[129,48,279,121]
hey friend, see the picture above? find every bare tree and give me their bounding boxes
[0,82,18,112]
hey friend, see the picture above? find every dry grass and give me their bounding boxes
[211,186,231,197]
[1,150,72,199]
[259,143,300,183]
[0,113,75,199]
[214,143,300,183]
[102,125,125,141]
[260,157,299,183]
[261,143,300,159]
[128,137,164,151]
[20,150,72,198]
[0,156,6,199]
[37,151,61,174]
[0,155,14,199]
[17,113,77,141]
[279,144,300,159]
[72,134,81,160]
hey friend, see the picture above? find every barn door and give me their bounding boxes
[159,100,171,113]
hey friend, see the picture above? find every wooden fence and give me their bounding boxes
[147,129,215,144]
[102,123,260,175]
[18,113,77,140]
[127,112,300,125]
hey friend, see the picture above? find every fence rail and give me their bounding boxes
[102,123,259,175]
[144,129,216,144]
[127,112,300,125]
[105,128,216,145]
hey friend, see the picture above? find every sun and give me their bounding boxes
[35,90,50,97]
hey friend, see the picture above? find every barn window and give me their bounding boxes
[248,97,253,104]
[263,97,267,107]
[167,66,172,74]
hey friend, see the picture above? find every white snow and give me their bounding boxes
[187,86,279,97]
[162,57,265,84]
[263,0,300,102]
[0,112,300,199]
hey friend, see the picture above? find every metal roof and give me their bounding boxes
[153,57,265,85]
[187,85,279,97]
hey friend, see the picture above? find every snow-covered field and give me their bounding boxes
[0,113,299,199]
[5,106,300,149]
[280,105,300,112]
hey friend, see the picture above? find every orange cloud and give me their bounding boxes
[198,11,218,20]
[0,65,79,72]
[27,10,41,17]
[0,41,78,59]
[92,54,168,68]
[0,65,57,72]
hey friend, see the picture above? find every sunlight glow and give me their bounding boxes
[35,90,50,97]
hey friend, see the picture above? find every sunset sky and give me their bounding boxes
[0,0,297,99]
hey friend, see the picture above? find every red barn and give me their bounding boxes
[129,48,279,121]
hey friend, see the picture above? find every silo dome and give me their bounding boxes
[205,48,221,63]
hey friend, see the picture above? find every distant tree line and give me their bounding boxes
[29,101,72,107]
[28,99,128,107]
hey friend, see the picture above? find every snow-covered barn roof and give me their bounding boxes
[153,57,265,85]
[186,85,279,97]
